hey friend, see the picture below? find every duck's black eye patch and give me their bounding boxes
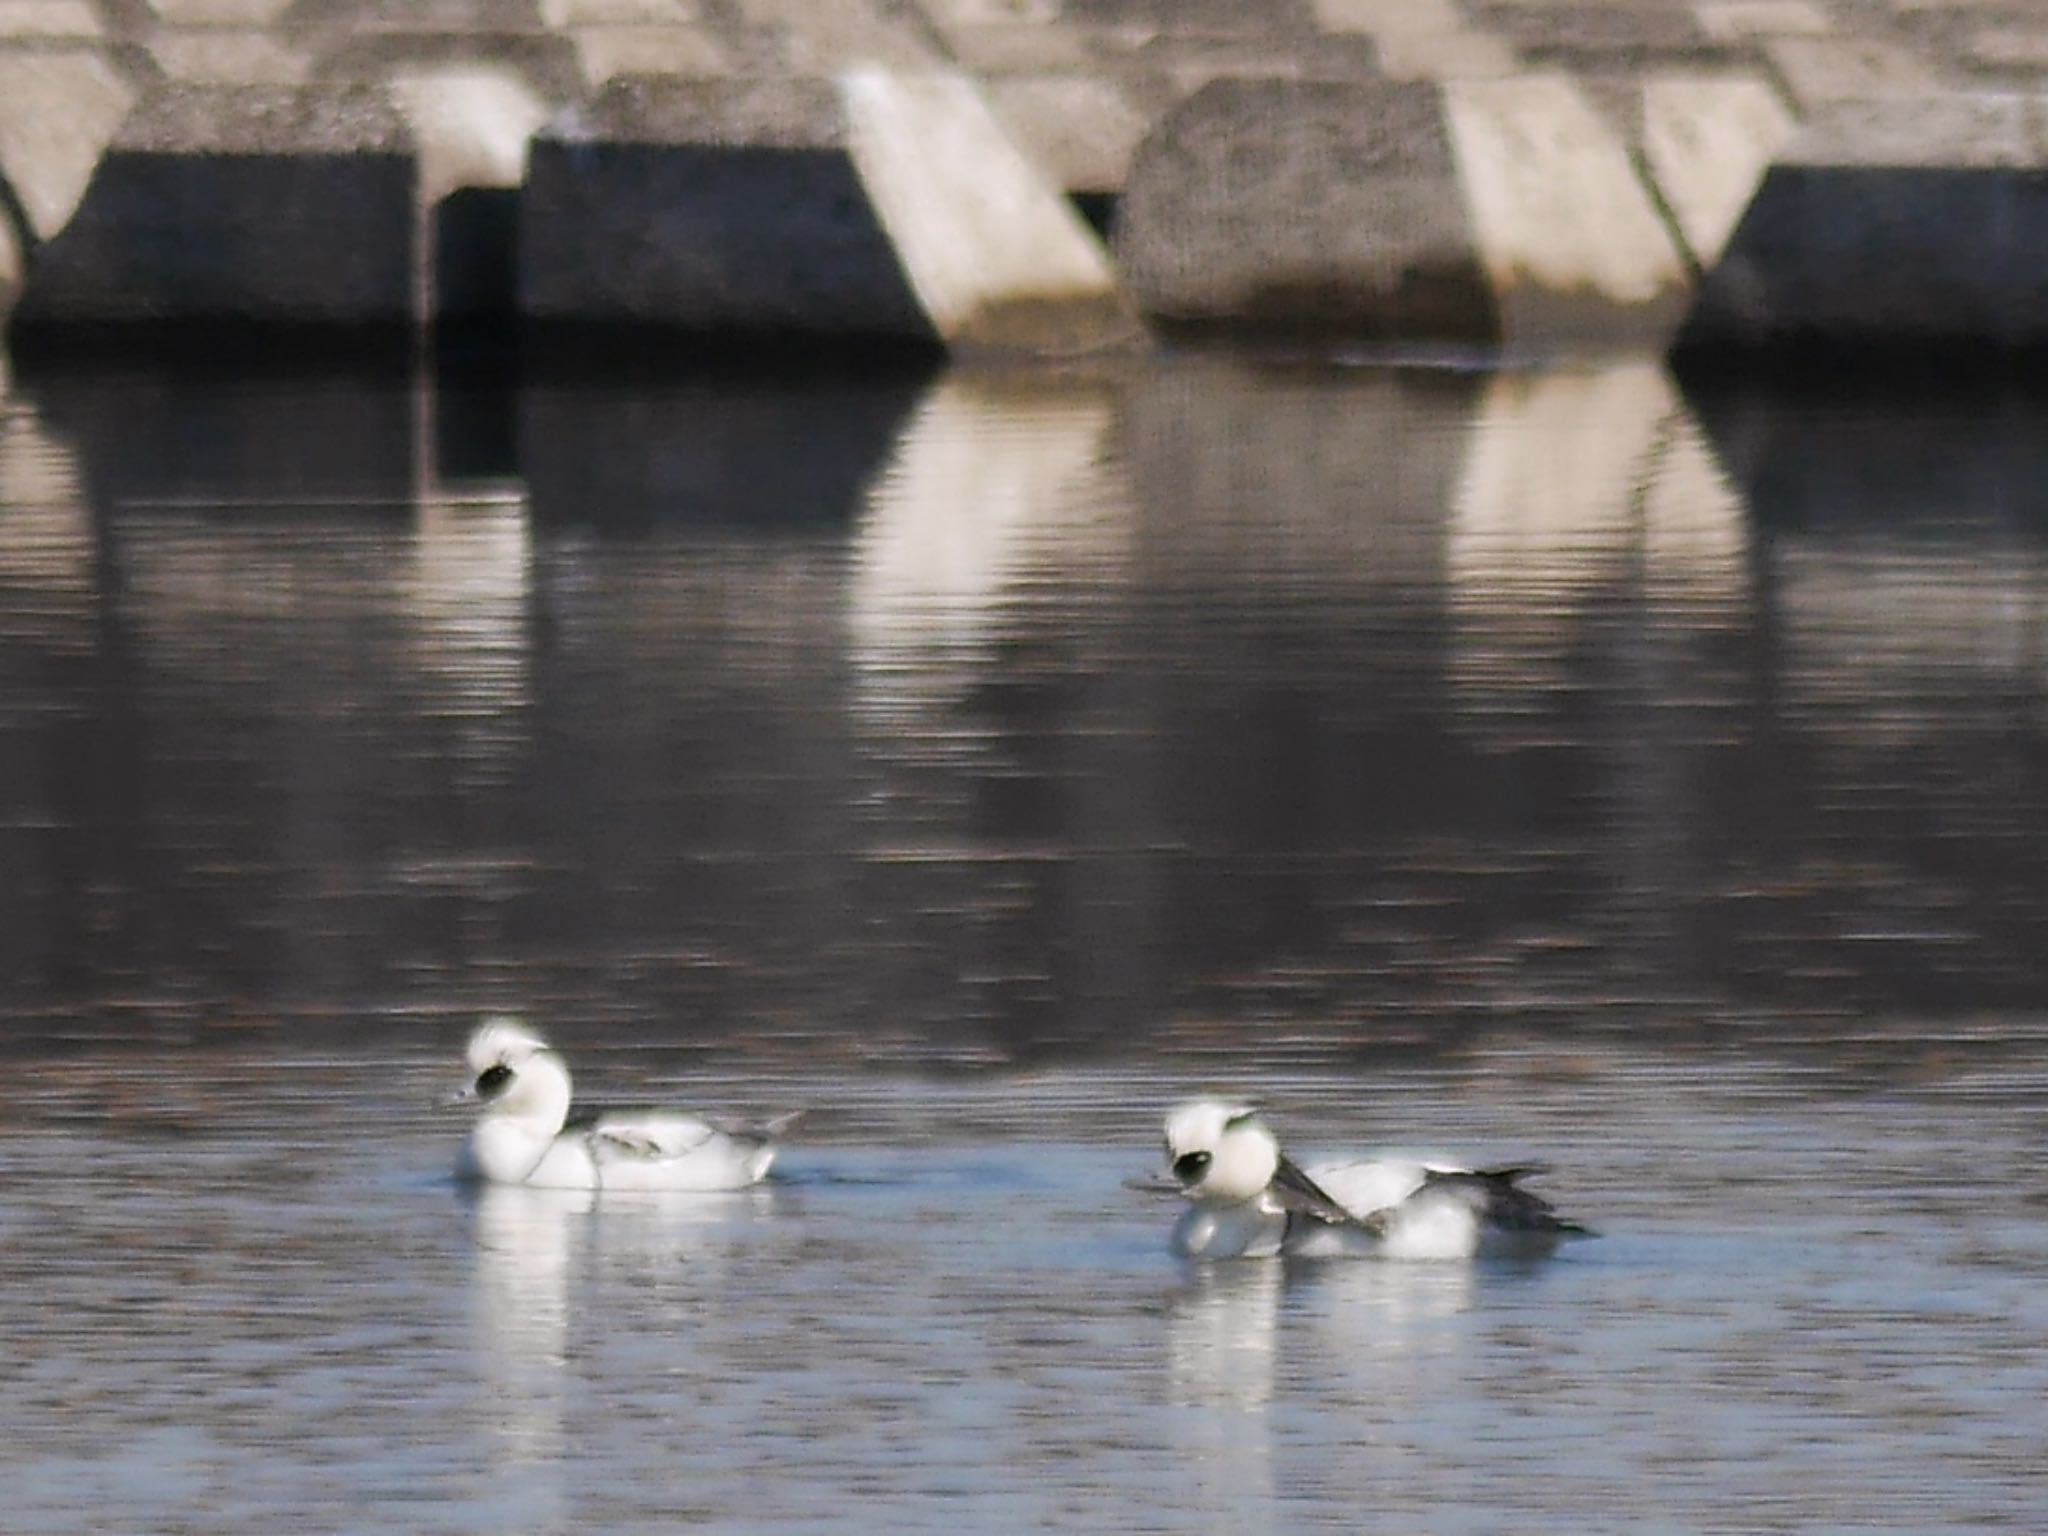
[1173,1150,1213,1183]
[476,1063,514,1098]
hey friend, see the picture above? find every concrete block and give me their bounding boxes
[1444,76,1692,350]
[1640,73,1798,267]
[0,48,135,239]
[838,68,1135,354]
[521,75,934,344]
[1115,78,1498,347]
[9,82,417,337]
[986,74,1148,193]
[522,70,1132,355]
[1116,75,1687,353]
[1679,95,2048,355]
[388,66,548,202]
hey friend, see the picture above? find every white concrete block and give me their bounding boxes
[839,67,1135,353]
[1443,74,1690,349]
[1642,73,1798,267]
[0,50,134,239]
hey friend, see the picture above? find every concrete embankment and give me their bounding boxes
[1,2,2045,362]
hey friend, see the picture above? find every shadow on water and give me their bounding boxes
[1,352,2047,1083]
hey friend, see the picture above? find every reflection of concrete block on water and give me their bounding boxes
[9,82,417,340]
[520,70,1133,357]
[22,367,417,513]
[518,372,927,530]
[1115,75,1690,354]
[1680,95,2048,355]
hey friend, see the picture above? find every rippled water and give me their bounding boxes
[3,354,2047,1530]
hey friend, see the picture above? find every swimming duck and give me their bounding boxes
[1159,1098,1591,1260]
[443,1017,795,1191]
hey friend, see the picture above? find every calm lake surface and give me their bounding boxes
[3,352,2047,1531]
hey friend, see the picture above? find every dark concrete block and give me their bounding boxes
[9,82,417,339]
[520,77,933,344]
[1680,96,2048,356]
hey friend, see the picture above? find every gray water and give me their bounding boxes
[3,354,2048,1531]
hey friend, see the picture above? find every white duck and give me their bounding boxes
[1158,1098,1591,1261]
[442,1018,795,1191]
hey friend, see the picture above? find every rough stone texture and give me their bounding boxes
[1116,73,1689,351]
[1115,78,1498,345]
[520,76,935,342]
[1680,94,2048,353]
[9,82,416,332]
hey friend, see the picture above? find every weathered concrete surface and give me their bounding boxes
[1114,78,1494,346]
[520,75,936,346]
[1680,94,2048,355]
[9,83,416,338]
[3,1,2048,359]
[837,67,1136,355]
[522,70,1130,355]
[1115,75,1688,353]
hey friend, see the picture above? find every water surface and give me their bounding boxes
[2,355,2046,1530]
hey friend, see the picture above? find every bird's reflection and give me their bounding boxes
[1165,1262,1283,1528]
[1165,1257,1485,1520]
[466,1182,781,1486]
[467,1183,590,1468]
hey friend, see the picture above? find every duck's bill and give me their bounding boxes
[1123,1172,1184,1197]
[436,1082,479,1109]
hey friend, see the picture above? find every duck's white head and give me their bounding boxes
[1163,1098,1281,1205]
[446,1016,573,1135]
